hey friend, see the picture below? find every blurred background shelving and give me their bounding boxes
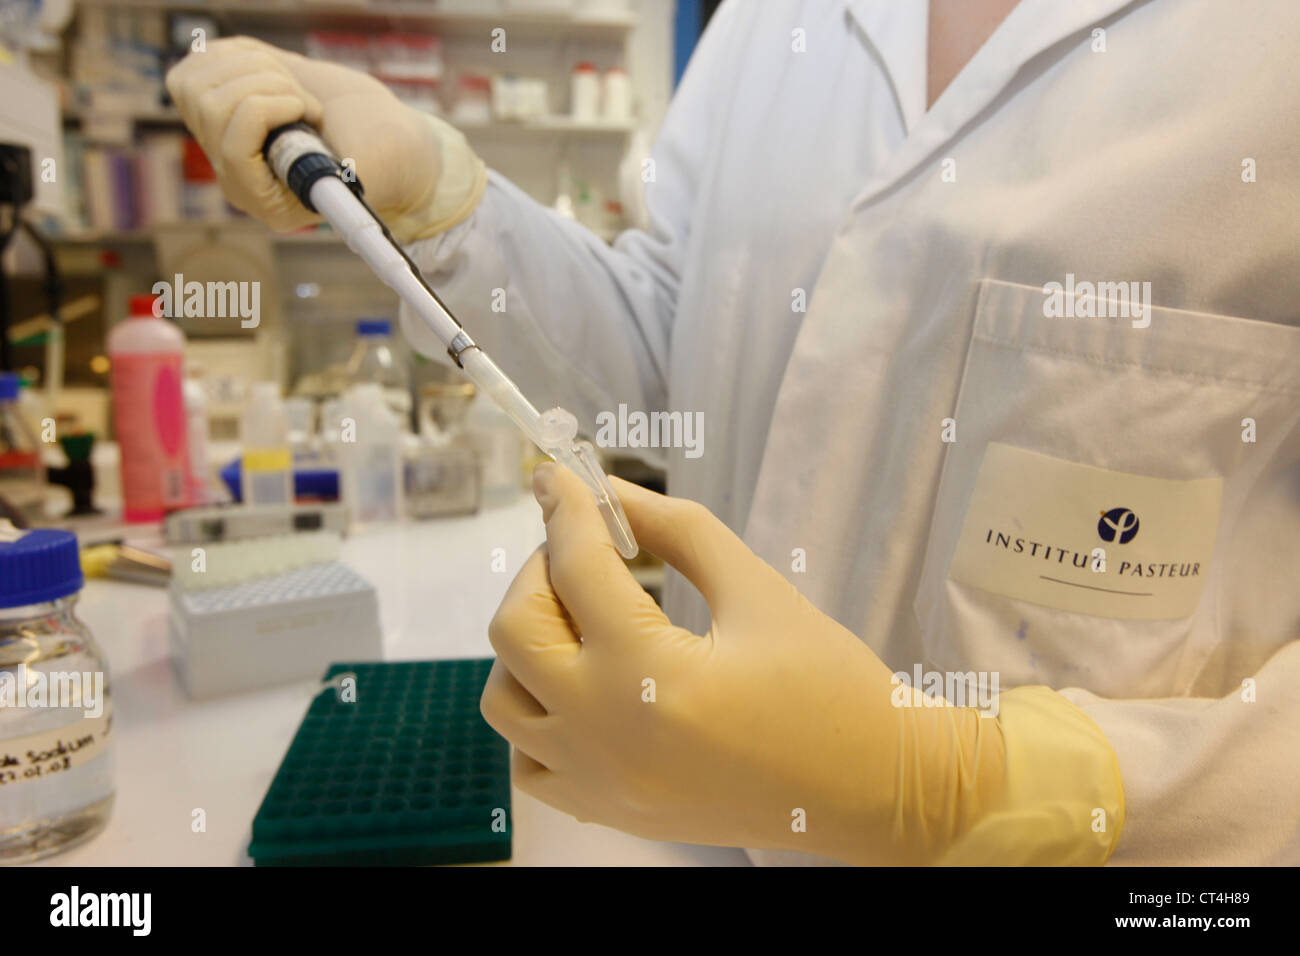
[4,0,684,446]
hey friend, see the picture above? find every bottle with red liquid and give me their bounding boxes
[108,294,191,522]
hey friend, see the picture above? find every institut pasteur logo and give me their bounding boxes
[1096,507,1140,545]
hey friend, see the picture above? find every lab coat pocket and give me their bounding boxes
[913,278,1300,698]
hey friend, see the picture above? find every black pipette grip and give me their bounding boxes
[262,122,363,213]
[262,121,471,367]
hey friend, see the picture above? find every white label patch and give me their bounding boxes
[0,705,112,786]
[950,443,1221,620]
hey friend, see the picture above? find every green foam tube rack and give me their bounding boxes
[248,659,511,866]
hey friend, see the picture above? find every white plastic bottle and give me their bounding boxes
[570,61,600,123]
[602,66,632,123]
[182,365,211,506]
[319,397,344,470]
[339,383,403,525]
[240,383,293,506]
[466,390,523,508]
[285,397,319,469]
[107,294,191,522]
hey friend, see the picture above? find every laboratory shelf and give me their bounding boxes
[61,106,184,125]
[62,108,635,137]
[49,225,345,245]
[454,116,636,136]
[75,0,639,38]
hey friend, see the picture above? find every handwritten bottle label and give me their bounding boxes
[0,705,114,828]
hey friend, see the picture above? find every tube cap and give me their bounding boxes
[0,372,20,401]
[0,528,84,608]
[357,319,391,336]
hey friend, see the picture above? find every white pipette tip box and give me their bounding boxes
[168,561,383,700]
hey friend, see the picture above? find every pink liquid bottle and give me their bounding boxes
[108,294,191,522]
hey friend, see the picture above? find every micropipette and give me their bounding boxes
[262,123,638,559]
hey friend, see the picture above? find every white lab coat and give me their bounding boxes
[405,0,1300,864]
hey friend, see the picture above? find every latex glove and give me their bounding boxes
[164,36,485,239]
[481,462,1125,865]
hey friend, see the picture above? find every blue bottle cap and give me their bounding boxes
[0,528,84,608]
[356,318,391,336]
[0,372,20,401]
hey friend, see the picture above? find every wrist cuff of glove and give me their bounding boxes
[402,114,488,242]
[939,685,1125,866]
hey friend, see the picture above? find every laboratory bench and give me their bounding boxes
[37,496,745,867]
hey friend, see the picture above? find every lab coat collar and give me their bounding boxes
[842,0,929,132]
[844,0,1140,209]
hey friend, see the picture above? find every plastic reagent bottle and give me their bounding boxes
[0,373,45,521]
[107,294,191,522]
[0,526,115,863]
[182,365,211,506]
[241,383,294,506]
[285,397,314,462]
[340,383,403,524]
[345,318,411,421]
[466,389,523,508]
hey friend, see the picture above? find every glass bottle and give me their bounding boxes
[0,526,114,863]
[345,319,411,423]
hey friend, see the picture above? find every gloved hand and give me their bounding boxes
[164,36,486,240]
[482,462,1126,865]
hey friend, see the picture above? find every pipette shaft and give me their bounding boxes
[262,123,638,559]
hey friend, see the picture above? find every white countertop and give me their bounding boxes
[39,496,746,867]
